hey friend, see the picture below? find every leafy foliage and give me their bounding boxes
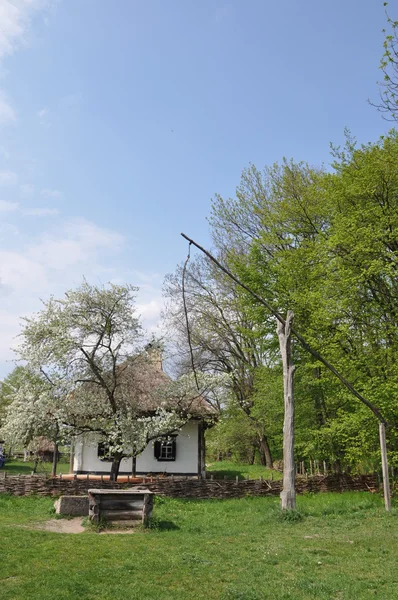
[201,132,398,473]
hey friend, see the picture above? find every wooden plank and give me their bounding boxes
[105,520,141,527]
[100,499,145,510]
[102,510,142,520]
[88,488,153,495]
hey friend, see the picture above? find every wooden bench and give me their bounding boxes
[88,488,154,526]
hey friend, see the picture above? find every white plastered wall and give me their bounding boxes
[136,420,198,474]
[73,420,199,475]
[73,433,133,473]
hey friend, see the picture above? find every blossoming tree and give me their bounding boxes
[2,281,216,480]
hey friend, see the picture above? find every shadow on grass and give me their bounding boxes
[148,519,180,531]
[2,462,35,475]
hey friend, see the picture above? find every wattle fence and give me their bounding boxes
[0,472,378,500]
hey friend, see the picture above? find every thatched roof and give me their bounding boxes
[117,352,214,418]
[32,436,56,452]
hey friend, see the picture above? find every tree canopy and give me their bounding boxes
[168,131,398,474]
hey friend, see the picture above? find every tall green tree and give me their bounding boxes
[208,133,398,473]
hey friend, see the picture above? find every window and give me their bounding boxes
[154,437,176,462]
[97,442,113,462]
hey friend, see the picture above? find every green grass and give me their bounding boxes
[2,460,71,476]
[4,459,280,480]
[1,491,398,599]
[206,460,282,480]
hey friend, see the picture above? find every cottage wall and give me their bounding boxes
[73,421,199,475]
[73,434,133,473]
[136,420,198,475]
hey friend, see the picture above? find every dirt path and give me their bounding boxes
[39,518,85,534]
[37,518,137,534]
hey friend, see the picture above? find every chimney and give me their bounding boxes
[145,340,163,371]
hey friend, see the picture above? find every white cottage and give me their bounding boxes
[72,347,210,478]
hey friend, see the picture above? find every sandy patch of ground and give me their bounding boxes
[39,518,86,534]
[37,518,137,534]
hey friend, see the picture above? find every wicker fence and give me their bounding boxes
[0,472,378,500]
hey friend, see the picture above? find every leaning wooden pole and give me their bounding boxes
[379,423,391,511]
[180,233,392,511]
[277,311,296,510]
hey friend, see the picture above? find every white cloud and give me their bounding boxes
[0,222,19,236]
[0,251,47,296]
[135,280,165,336]
[30,218,124,269]
[0,200,19,212]
[0,216,127,375]
[0,309,22,363]
[0,0,49,61]
[130,270,161,284]
[41,187,61,198]
[0,1,53,126]
[22,207,59,216]
[0,201,57,217]
[0,170,17,185]
[136,299,164,322]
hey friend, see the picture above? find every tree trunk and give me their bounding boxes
[51,441,58,477]
[258,433,273,468]
[110,453,123,482]
[132,455,137,477]
[32,453,39,473]
[277,311,296,511]
[69,442,74,474]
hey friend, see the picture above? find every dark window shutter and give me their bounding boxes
[171,438,176,460]
[98,442,105,458]
[98,442,113,462]
[154,440,161,459]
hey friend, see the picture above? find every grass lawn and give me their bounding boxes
[1,492,398,600]
[2,460,71,476]
[3,459,281,480]
[206,460,282,480]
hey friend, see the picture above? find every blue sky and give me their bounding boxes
[0,0,391,377]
